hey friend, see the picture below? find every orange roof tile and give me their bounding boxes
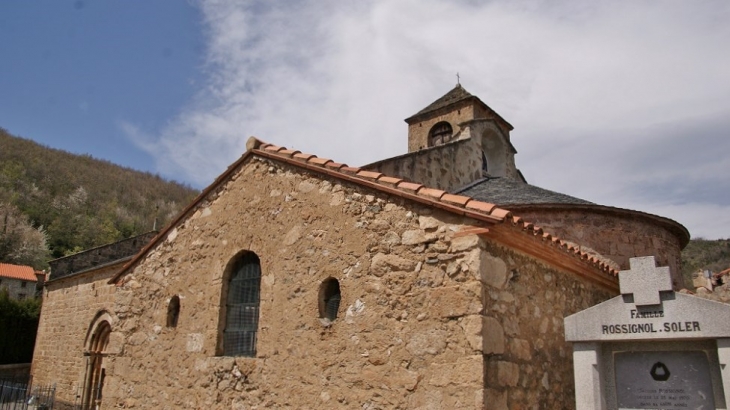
[109,137,620,288]
[0,263,37,282]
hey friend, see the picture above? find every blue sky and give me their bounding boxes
[0,1,204,173]
[1,0,729,240]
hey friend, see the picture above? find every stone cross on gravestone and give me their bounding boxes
[618,256,672,306]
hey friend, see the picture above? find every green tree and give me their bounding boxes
[0,288,41,364]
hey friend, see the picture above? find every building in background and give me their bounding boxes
[0,262,42,300]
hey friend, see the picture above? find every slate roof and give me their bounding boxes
[405,85,514,130]
[0,263,37,282]
[110,137,621,289]
[455,177,594,206]
[408,84,475,119]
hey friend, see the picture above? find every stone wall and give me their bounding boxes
[478,241,613,409]
[49,232,157,281]
[98,157,613,409]
[364,138,483,192]
[31,264,121,406]
[512,209,685,288]
[407,100,476,152]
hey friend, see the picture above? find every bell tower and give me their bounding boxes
[404,84,522,181]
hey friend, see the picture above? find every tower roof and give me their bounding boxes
[405,84,513,130]
[408,84,475,120]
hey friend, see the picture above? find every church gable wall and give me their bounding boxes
[365,138,483,192]
[106,157,494,409]
[31,264,121,407]
[99,156,613,409]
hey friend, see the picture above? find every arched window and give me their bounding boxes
[319,278,341,321]
[222,252,261,356]
[429,122,453,147]
[167,295,180,328]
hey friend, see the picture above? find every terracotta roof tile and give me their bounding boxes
[293,153,316,162]
[465,201,497,214]
[356,170,383,180]
[418,188,446,200]
[0,263,37,282]
[264,145,283,152]
[377,176,403,186]
[308,157,332,166]
[441,194,471,206]
[396,181,423,192]
[340,166,361,175]
[278,149,301,157]
[324,162,346,170]
[489,208,512,220]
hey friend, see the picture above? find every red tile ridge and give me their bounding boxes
[489,208,512,220]
[340,166,361,175]
[441,193,471,207]
[324,161,346,170]
[293,153,316,162]
[465,200,497,214]
[264,145,284,152]
[418,187,446,200]
[308,157,332,166]
[356,170,383,180]
[396,181,423,192]
[278,149,301,157]
[376,176,403,186]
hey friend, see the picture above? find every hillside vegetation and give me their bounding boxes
[0,128,198,268]
[681,238,730,284]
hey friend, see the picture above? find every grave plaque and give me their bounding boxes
[564,256,730,410]
[614,351,714,409]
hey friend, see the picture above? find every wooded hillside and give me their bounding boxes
[0,128,198,268]
[681,238,730,284]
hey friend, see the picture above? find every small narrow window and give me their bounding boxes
[21,281,27,288]
[481,151,489,175]
[319,278,341,321]
[167,295,180,328]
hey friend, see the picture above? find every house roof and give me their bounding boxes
[109,137,620,290]
[0,263,37,282]
[405,84,514,130]
[456,177,594,206]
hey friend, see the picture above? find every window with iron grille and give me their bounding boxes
[319,278,341,321]
[223,253,261,356]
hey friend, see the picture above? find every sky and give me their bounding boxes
[0,0,728,240]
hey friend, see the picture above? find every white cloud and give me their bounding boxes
[126,0,730,239]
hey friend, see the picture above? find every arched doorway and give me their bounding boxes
[82,315,112,410]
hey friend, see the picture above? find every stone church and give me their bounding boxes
[31,86,688,409]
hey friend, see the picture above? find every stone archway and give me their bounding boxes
[82,313,112,410]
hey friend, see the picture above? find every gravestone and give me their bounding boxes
[564,256,730,410]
